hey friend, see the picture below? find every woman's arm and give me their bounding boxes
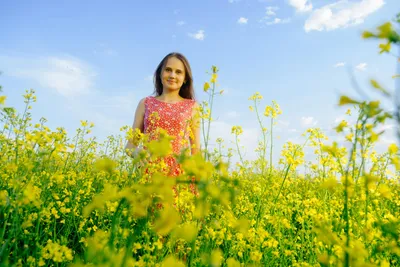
[125,98,146,156]
[190,102,201,155]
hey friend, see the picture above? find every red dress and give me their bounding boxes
[143,96,195,177]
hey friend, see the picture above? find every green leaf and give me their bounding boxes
[338,96,360,106]
[362,31,375,39]
[370,79,391,97]
[377,22,393,38]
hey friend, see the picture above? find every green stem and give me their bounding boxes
[317,136,327,179]
[201,111,207,159]
[235,134,245,168]
[121,231,135,267]
[269,117,274,178]
[204,88,216,161]
[253,99,267,176]
[343,114,362,267]
[273,164,291,205]
[108,198,126,250]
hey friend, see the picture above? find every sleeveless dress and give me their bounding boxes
[143,96,196,177]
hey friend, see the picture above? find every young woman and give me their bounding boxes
[125,52,201,177]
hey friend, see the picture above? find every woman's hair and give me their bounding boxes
[153,52,195,100]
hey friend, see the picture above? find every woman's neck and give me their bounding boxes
[157,91,183,101]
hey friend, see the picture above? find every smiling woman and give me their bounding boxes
[125,52,201,177]
[153,52,196,100]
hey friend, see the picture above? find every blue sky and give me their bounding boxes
[1,0,399,165]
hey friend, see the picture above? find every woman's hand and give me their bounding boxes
[127,147,148,168]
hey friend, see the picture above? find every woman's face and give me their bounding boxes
[161,57,186,92]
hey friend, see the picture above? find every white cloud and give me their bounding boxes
[3,55,97,97]
[334,62,346,67]
[265,6,279,16]
[275,120,291,133]
[288,0,313,12]
[259,6,289,25]
[67,102,129,135]
[177,21,186,26]
[86,90,138,113]
[188,30,205,41]
[376,123,395,132]
[380,135,396,145]
[356,62,367,71]
[226,111,240,118]
[238,17,248,24]
[278,120,290,127]
[266,18,291,25]
[0,54,143,145]
[304,0,385,32]
[301,116,318,127]
[64,88,143,140]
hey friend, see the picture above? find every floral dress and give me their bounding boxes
[143,96,195,177]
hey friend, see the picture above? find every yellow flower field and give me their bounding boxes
[0,19,400,267]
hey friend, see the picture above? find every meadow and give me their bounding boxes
[0,18,399,267]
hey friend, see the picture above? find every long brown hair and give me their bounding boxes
[153,52,195,100]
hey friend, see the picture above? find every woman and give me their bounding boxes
[125,52,201,177]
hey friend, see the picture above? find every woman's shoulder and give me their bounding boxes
[141,96,155,105]
[183,97,196,103]
[134,96,153,112]
[181,98,197,110]
[189,99,199,107]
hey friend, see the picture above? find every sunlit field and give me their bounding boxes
[1,19,400,267]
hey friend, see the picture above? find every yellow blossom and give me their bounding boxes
[335,120,348,133]
[231,126,243,136]
[162,256,185,267]
[210,73,218,83]
[0,95,6,105]
[204,82,210,92]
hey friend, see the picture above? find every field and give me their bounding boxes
[1,20,400,267]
